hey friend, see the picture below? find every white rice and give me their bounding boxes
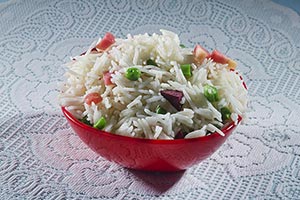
[59,30,248,139]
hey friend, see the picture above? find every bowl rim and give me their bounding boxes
[62,106,241,144]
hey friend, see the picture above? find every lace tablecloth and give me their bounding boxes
[1,0,300,199]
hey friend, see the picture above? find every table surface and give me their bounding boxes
[1,0,300,199]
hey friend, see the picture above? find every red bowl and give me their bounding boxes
[62,107,241,172]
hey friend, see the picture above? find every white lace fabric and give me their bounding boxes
[0,0,300,199]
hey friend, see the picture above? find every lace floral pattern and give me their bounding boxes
[0,0,300,199]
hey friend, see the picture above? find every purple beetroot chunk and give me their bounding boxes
[175,130,186,139]
[160,89,183,111]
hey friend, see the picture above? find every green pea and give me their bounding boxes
[179,44,186,48]
[180,64,192,78]
[93,117,106,130]
[221,107,231,121]
[203,84,219,102]
[125,67,141,81]
[80,115,92,126]
[156,105,167,114]
[146,59,157,66]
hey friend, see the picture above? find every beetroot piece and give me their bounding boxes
[160,90,184,111]
[174,130,186,139]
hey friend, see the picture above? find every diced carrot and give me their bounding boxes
[84,92,102,105]
[96,32,115,51]
[209,50,228,64]
[103,71,114,85]
[227,59,237,70]
[209,49,237,70]
[193,44,209,64]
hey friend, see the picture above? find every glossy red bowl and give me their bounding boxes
[62,107,241,172]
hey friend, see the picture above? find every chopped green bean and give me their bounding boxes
[156,105,167,114]
[180,64,192,78]
[179,44,186,48]
[125,67,141,81]
[203,84,219,102]
[146,59,157,66]
[93,117,106,130]
[221,107,231,121]
[80,115,92,126]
